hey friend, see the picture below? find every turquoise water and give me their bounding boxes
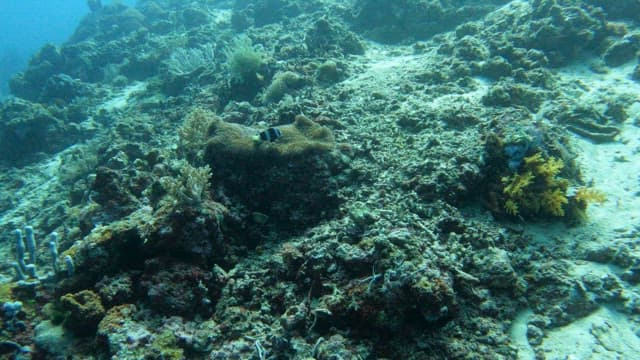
[0,0,136,99]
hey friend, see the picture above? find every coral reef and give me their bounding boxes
[231,0,305,30]
[263,71,305,103]
[0,98,90,164]
[1,0,638,359]
[349,0,509,44]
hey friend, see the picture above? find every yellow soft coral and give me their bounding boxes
[568,187,606,220]
[504,199,519,215]
[502,171,534,198]
[541,188,569,216]
[523,152,544,166]
[574,187,606,205]
[537,157,564,180]
[525,153,564,179]
[501,153,570,218]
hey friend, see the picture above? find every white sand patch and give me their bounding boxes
[570,260,623,279]
[564,63,640,238]
[206,8,231,25]
[510,309,536,360]
[559,63,640,282]
[572,123,640,233]
[343,44,492,117]
[100,81,147,111]
[342,46,427,87]
[509,61,640,359]
[538,307,640,360]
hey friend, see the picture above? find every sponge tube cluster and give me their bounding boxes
[11,226,72,285]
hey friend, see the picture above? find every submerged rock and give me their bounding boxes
[349,0,509,44]
[204,114,344,233]
[0,98,87,164]
[59,289,106,334]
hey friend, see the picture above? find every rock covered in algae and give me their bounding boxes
[205,114,334,159]
[204,114,343,231]
[59,289,105,334]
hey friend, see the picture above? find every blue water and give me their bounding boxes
[0,0,136,99]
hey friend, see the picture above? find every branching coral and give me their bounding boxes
[504,199,519,216]
[178,108,217,163]
[574,187,606,204]
[161,162,212,207]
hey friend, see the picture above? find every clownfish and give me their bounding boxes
[257,127,282,142]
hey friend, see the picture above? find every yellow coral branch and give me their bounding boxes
[541,188,568,216]
[574,187,606,204]
[502,171,534,198]
[504,199,519,215]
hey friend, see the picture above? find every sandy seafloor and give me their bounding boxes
[1,0,640,359]
[510,63,640,359]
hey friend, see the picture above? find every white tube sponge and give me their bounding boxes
[24,226,36,265]
[49,232,60,273]
[64,255,75,277]
[12,229,27,274]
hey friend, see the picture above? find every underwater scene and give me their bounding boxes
[1,0,640,359]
